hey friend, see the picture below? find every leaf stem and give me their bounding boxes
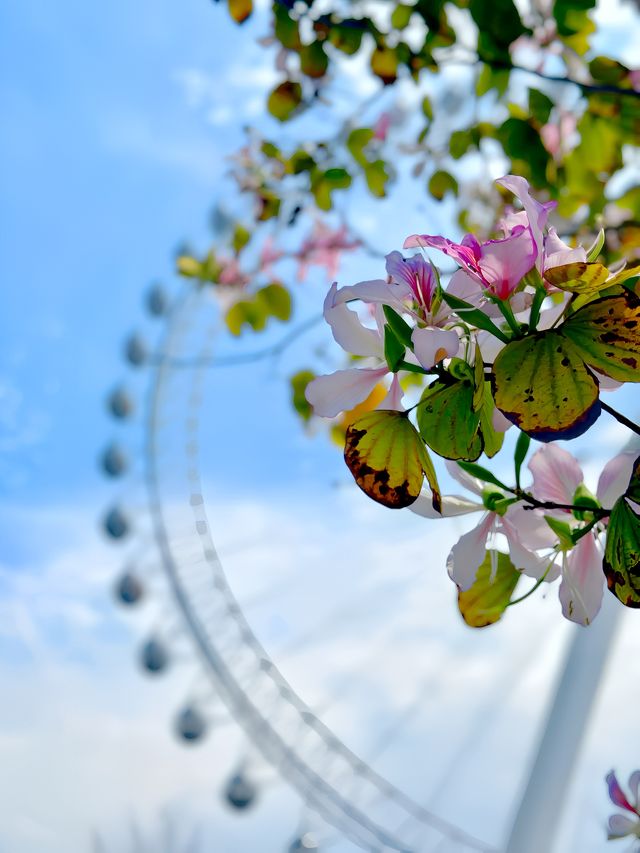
[507,561,553,608]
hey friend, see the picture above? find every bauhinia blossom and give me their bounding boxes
[411,461,558,591]
[606,770,640,842]
[305,251,461,418]
[527,444,637,625]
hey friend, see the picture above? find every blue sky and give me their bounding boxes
[1,0,640,851]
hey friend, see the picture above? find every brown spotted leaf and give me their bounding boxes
[562,291,640,381]
[344,410,441,511]
[544,262,609,295]
[491,331,600,441]
[457,551,521,628]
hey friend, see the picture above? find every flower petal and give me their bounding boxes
[628,770,640,809]
[447,514,494,590]
[597,451,637,507]
[324,283,384,358]
[477,227,537,300]
[607,771,635,811]
[496,175,556,268]
[543,227,587,271]
[333,277,413,308]
[305,365,389,418]
[607,813,639,839]
[445,459,485,496]
[411,326,460,369]
[501,513,559,580]
[377,374,404,411]
[559,534,604,625]
[410,492,481,519]
[528,444,584,506]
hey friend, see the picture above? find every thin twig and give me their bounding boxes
[600,400,640,437]
[151,313,324,369]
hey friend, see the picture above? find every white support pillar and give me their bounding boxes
[504,593,622,853]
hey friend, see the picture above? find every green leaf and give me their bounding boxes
[428,170,459,201]
[328,20,364,55]
[299,41,328,78]
[497,117,550,186]
[364,160,389,197]
[417,380,483,461]
[478,385,504,458]
[274,4,301,50]
[514,432,531,489]
[456,461,508,491]
[227,0,252,23]
[371,45,398,85]
[544,515,575,550]
[472,344,485,412]
[470,0,527,62]
[562,291,640,381]
[344,411,441,510]
[347,128,374,168]
[449,129,475,160]
[441,292,510,343]
[589,55,628,85]
[476,64,510,97]
[225,299,268,336]
[257,190,281,221]
[586,229,605,262]
[255,283,292,321]
[421,95,434,121]
[384,325,406,372]
[267,80,302,122]
[457,551,521,628]
[382,305,413,348]
[232,224,251,255]
[310,168,352,210]
[491,331,601,441]
[290,370,316,422]
[528,88,554,125]
[604,497,640,608]
[544,262,609,295]
[391,4,413,29]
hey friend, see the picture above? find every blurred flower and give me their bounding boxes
[296,221,359,282]
[606,770,640,842]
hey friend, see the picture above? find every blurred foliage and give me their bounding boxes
[195,0,639,399]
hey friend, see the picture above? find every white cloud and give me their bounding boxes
[0,493,637,853]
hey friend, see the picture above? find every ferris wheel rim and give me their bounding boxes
[142,285,496,853]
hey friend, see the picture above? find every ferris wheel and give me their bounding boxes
[101,274,618,853]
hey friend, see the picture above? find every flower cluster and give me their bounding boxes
[305,175,640,626]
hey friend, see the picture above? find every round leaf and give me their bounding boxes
[457,551,521,628]
[268,80,303,122]
[417,380,482,461]
[344,411,441,510]
[492,331,600,441]
[562,291,640,381]
[544,262,609,295]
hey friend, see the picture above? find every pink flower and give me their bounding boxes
[527,444,636,624]
[296,222,359,282]
[404,221,537,301]
[218,257,250,288]
[606,770,640,841]
[259,236,284,277]
[412,461,558,591]
[373,111,392,141]
[305,265,461,417]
